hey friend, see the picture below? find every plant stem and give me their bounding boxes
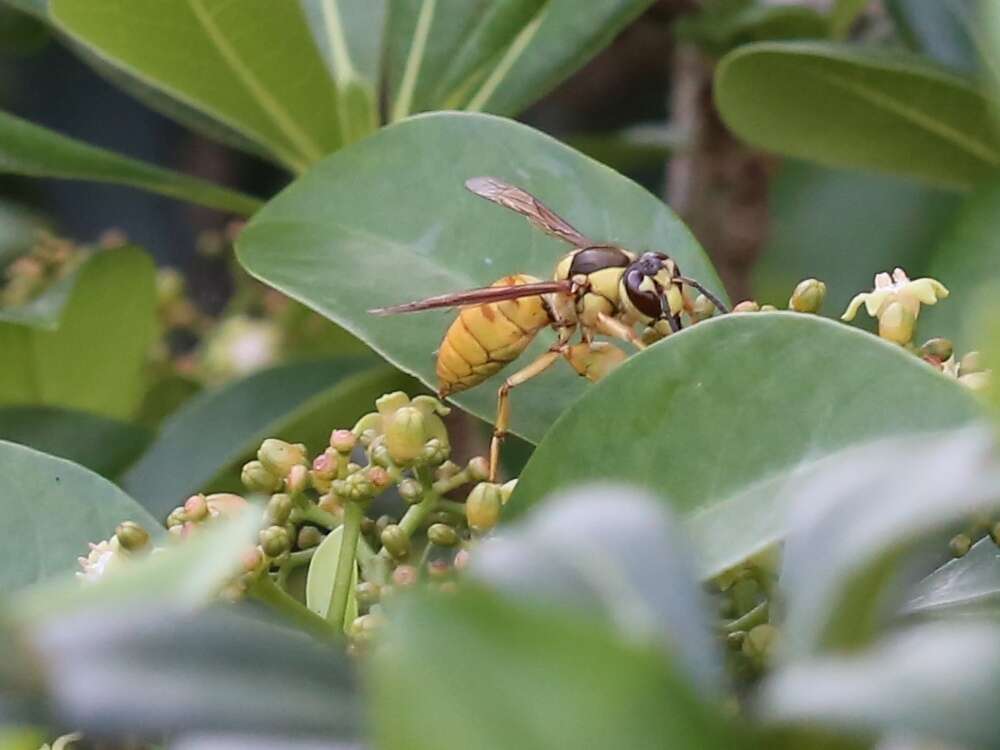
[328,500,363,632]
[722,600,769,634]
[250,574,339,641]
[357,537,390,585]
[436,499,467,515]
[276,548,316,589]
[293,504,339,529]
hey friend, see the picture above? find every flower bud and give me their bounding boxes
[241,546,264,574]
[183,494,209,522]
[453,548,471,571]
[356,581,381,607]
[375,514,396,536]
[297,526,323,549]
[427,559,451,579]
[115,521,150,552]
[381,524,410,558]
[367,466,392,491]
[428,523,459,547]
[166,507,186,528]
[311,450,337,481]
[760,304,778,312]
[788,278,826,313]
[259,525,291,558]
[286,464,309,494]
[691,294,717,321]
[421,437,450,465]
[376,391,410,416]
[391,564,418,587]
[206,493,248,519]
[398,478,423,504]
[358,428,379,448]
[351,413,381,439]
[385,406,426,463]
[329,429,357,454]
[959,371,992,392]
[241,460,282,493]
[919,337,954,363]
[265,493,293,526]
[877,301,915,345]
[466,456,490,483]
[949,533,972,558]
[733,300,760,313]
[466,482,503,533]
[742,623,779,660]
[344,471,375,502]
[257,439,307,477]
[435,460,461,481]
[960,351,984,375]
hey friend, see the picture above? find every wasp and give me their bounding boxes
[371,177,728,481]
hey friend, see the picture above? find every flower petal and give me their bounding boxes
[842,293,868,321]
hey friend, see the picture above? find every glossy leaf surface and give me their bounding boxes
[237,112,722,443]
[0,440,159,594]
[715,42,1000,189]
[0,110,260,214]
[306,526,358,626]
[904,536,1000,616]
[0,247,156,420]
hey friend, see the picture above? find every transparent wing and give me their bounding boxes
[465,176,592,248]
[370,279,571,315]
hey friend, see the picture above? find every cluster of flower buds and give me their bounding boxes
[76,521,152,582]
[730,277,828,316]
[915,339,993,393]
[713,546,780,679]
[1,233,83,309]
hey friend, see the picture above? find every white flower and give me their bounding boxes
[842,268,949,322]
[76,537,124,583]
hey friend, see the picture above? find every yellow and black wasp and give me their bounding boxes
[371,176,728,480]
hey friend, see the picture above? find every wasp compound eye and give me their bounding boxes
[624,267,664,319]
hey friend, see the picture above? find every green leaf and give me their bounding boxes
[0,261,80,330]
[471,485,721,693]
[715,42,1000,189]
[904,537,1000,616]
[0,247,156,420]
[15,507,257,621]
[50,0,343,171]
[384,0,655,118]
[761,622,1000,750]
[676,0,831,56]
[236,111,722,444]
[0,440,159,594]
[886,0,980,72]
[511,314,986,569]
[779,427,1000,657]
[0,406,151,478]
[122,360,410,519]
[0,110,261,215]
[32,605,360,738]
[305,526,358,627]
[371,587,742,750]
[298,0,384,144]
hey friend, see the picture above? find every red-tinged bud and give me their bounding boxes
[329,429,357,454]
[286,463,308,494]
[183,494,208,522]
[392,564,418,588]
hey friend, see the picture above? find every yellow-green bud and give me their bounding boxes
[257,439,307,477]
[344,472,375,502]
[949,533,972,558]
[743,623,779,660]
[435,460,461,481]
[466,482,503,533]
[959,371,992,392]
[919,337,954,363]
[115,521,150,552]
[960,351,984,375]
[376,391,410,416]
[259,525,291,558]
[385,406,426,463]
[297,526,323,549]
[166,508,186,528]
[356,581,381,607]
[329,429,357,454]
[398,478,423,504]
[788,278,826,314]
[421,437,450,465]
[877,301,915,345]
[691,294,717,321]
[241,460,282,493]
[370,443,393,468]
[428,523,459,547]
[380,524,410,558]
[733,300,760,313]
[466,456,490,483]
[265,493,293,526]
[183,494,208,522]
[358,428,379,448]
[760,304,778,312]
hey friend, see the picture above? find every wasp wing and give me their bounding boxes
[370,279,571,315]
[465,176,593,248]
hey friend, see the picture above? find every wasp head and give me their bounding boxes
[620,252,682,322]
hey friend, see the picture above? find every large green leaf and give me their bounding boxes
[0,406,151,478]
[715,42,1000,189]
[779,427,1000,657]
[0,440,159,594]
[237,112,722,444]
[31,606,359,738]
[0,110,261,215]
[50,0,342,171]
[471,485,721,693]
[904,537,1000,616]
[761,622,1000,750]
[512,314,986,562]
[383,0,656,118]
[371,587,742,750]
[0,247,156,420]
[122,360,410,519]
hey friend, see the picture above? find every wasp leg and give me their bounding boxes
[490,346,567,482]
[666,313,683,334]
[676,276,730,314]
[596,312,646,351]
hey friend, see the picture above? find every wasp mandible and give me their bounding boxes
[371,177,728,481]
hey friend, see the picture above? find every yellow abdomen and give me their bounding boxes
[436,275,550,396]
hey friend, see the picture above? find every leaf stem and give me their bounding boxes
[328,500,363,631]
[249,574,339,641]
